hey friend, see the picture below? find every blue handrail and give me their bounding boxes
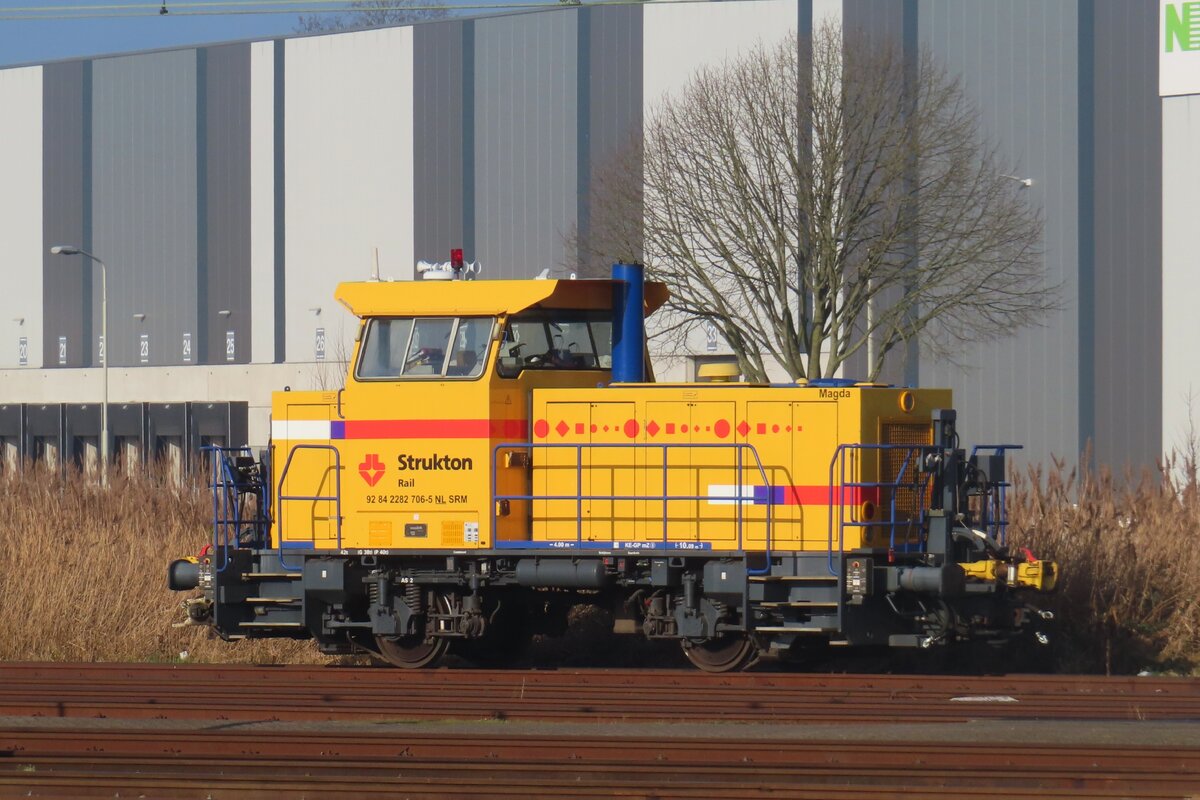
[967,444,1022,546]
[826,443,933,575]
[203,445,269,575]
[491,441,774,574]
[276,443,343,571]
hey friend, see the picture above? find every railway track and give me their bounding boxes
[0,662,1197,723]
[0,663,1197,798]
[1,728,1198,798]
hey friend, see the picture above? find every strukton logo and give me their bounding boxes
[359,453,386,486]
[397,453,474,471]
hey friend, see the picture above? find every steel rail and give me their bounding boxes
[0,664,1197,724]
[1,729,1197,798]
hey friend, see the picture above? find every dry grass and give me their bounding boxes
[0,463,328,665]
[2,453,1197,674]
[1008,451,1200,675]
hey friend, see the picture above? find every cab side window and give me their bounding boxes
[356,316,494,380]
[357,318,415,379]
[497,311,612,378]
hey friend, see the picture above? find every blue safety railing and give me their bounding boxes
[968,444,1022,547]
[276,443,343,571]
[826,443,934,575]
[491,441,774,574]
[204,445,271,574]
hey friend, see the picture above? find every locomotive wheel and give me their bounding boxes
[681,634,757,673]
[374,592,449,669]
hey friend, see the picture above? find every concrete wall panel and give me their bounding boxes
[643,0,797,109]
[0,66,43,371]
[284,27,414,368]
[249,40,277,364]
[642,0,808,376]
[1162,94,1200,457]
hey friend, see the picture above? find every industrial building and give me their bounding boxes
[0,0,1190,472]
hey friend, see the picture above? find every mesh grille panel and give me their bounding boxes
[880,422,932,519]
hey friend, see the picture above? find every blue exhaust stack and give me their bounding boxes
[611,262,645,383]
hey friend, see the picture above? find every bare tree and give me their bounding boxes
[296,0,446,33]
[578,23,1054,383]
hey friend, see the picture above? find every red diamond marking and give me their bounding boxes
[646,420,660,437]
[604,425,610,432]
[786,425,792,432]
[534,419,550,439]
[736,421,750,437]
[555,420,570,437]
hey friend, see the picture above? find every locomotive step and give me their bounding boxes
[759,601,839,608]
[750,576,838,583]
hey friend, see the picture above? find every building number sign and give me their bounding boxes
[139,333,149,364]
[225,330,236,362]
[182,332,192,363]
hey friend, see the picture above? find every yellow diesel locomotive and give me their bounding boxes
[168,262,1056,671]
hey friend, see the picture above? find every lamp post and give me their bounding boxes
[50,245,108,487]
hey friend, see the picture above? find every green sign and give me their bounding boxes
[1166,1,1200,52]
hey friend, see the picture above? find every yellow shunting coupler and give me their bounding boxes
[170,265,1058,672]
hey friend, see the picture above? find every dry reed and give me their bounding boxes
[1,453,1197,674]
[1008,450,1200,675]
[0,462,328,665]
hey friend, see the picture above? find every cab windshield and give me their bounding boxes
[497,310,612,378]
[356,316,494,380]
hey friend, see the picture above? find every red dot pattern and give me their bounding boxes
[538,418,803,439]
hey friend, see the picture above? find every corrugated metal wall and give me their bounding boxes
[90,50,199,369]
[42,61,90,369]
[413,20,470,267]
[0,1,1175,465]
[918,0,1082,469]
[200,43,253,366]
[474,11,579,280]
[1090,0,1162,470]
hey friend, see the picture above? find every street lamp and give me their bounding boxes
[50,245,109,487]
